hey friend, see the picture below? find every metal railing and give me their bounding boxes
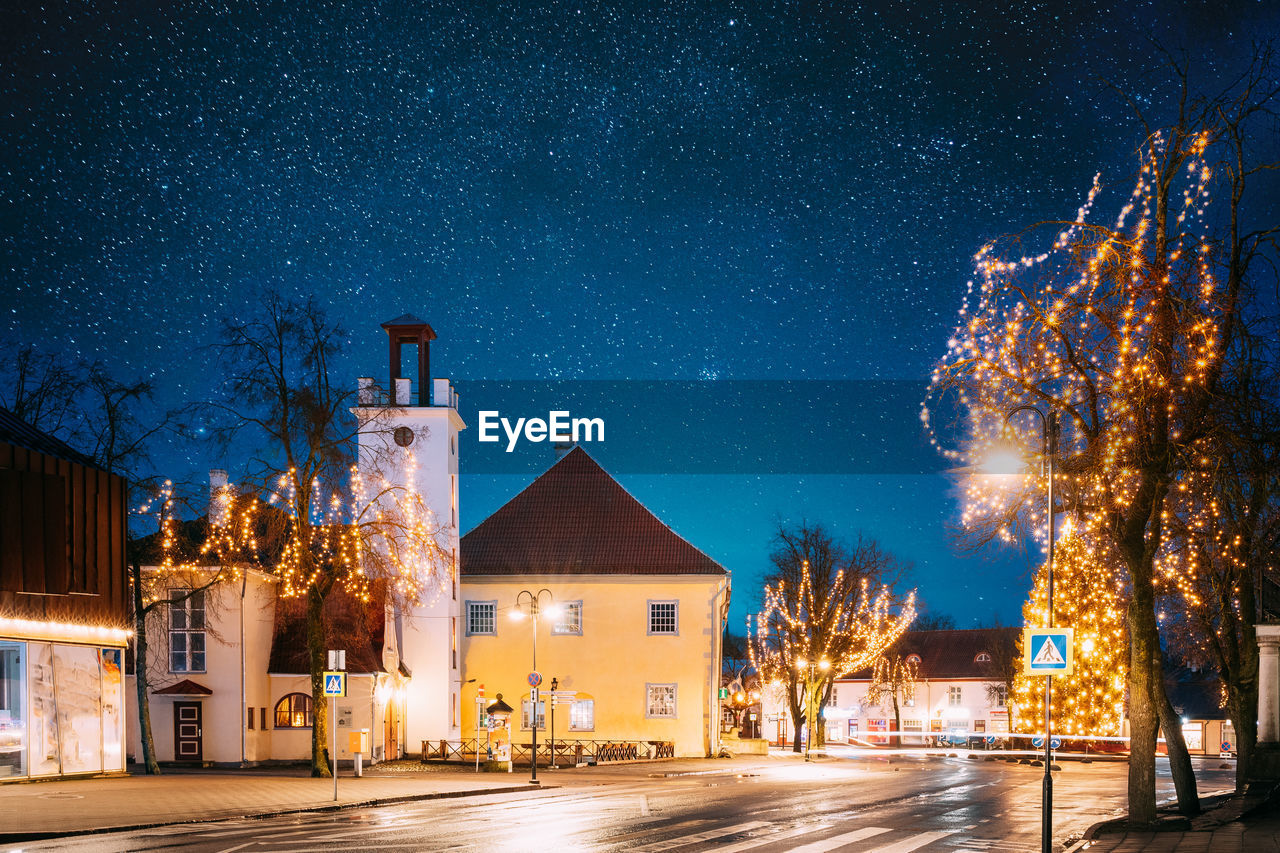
[420,738,675,765]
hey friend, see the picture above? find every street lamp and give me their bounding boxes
[795,656,830,761]
[510,588,557,785]
[994,404,1059,853]
[549,676,559,769]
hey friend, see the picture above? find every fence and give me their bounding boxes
[420,737,675,765]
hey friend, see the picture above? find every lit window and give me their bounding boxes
[169,590,206,673]
[646,683,677,718]
[906,654,921,666]
[948,686,963,706]
[466,601,496,636]
[994,684,1008,707]
[648,601,678,635]
[569,699,595,731]
[553,601,583,635]
[274,693,313,728]
[521,698,546,730]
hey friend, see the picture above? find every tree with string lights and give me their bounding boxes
[866,652,920,748]
[749,522,915,752]
[207,293,451,777]
[1012,529,1128,743]
[924,55,1279,822]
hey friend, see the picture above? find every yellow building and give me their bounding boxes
[459,448,730,759]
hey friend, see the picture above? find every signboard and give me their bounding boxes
[553,690,577,705]
[718,687,729,700]
[528,671,543,688]
[530,687,540,703]
[1023,628,1074,676]
[323,671,346,697]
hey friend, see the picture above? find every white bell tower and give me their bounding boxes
[355,314,465,751]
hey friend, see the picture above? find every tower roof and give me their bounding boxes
[460,446,726,576]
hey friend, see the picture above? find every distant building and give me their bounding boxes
[763,628,1018,748]
[0,407,130,779]
[459,447,731,758]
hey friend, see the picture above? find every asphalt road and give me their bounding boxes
[19,752,1235,853]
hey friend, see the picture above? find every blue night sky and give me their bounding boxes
[4,1,1275,627]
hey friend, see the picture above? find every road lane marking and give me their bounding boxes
[632,820,770,851]
[707,823,835,852]
[786,826,892,852]
[861,829,956,852]
[640,794,650,816]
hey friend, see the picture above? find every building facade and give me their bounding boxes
[459,447,731,758]
[0,408,130,779]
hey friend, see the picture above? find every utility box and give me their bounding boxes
[348,729,370,754]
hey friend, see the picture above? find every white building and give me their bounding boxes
[764,628,1019,749]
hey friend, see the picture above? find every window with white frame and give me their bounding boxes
[646,683,677,718]
[553,601,583,635]
[974,652,992,664]
[465,601,496,636]
[569,699,594,731]
[648,601,678,635]
[948,686,963,706]
[521,698,546,730]
[994,684,1008,707]
[169,590,206,672]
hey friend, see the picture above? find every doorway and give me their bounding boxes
[173,701,202,763]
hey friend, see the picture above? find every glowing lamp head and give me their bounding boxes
[819,659,830,671]
[980,440,1030,476]
[543,603,563,620]
[509,609,526,621]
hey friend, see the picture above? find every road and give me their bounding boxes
[20,751,1234,853]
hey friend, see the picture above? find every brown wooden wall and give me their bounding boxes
[0,441,128,628]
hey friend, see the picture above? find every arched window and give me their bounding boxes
[974,652,992,664]
[905,654,922,666]
[274,693,313,728]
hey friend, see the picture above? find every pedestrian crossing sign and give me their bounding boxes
[1023,628,1073,676]
[323,671,347,697]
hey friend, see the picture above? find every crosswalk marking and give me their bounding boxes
[706,823,835,853]
[786,826,892,852]
[862,829,956,852]
[632,820,770,851]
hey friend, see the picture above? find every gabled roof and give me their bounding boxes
[842,627,1020,681]
[460,446,725,576]
[153,679,213,696]
[0,406,98,468]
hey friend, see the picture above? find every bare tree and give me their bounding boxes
[207,292,449,777]
[749,523,915,752]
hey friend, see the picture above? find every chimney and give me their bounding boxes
[209,469,229,526]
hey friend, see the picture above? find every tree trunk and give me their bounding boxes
[1155,660,1200,816]
[131,561,161,775]
[1231,695,1257,791]
[892,693,901,749]
[1127,594,1160,826]
[306,585,331,778]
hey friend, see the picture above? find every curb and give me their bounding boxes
[0,783,549,843]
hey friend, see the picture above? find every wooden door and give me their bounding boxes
[173,701,203,762]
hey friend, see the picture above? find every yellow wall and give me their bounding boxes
[460,574,728,758]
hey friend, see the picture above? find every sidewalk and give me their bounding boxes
[1068,785,1280,852]
[0,765,541,842]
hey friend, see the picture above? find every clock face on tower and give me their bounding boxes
[393,426,415,447]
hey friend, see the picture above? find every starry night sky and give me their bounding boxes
[4,0,1276,628]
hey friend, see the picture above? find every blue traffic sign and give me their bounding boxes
[1032,736,1043,748]
[1024,628,1074,676]
[323,671,346,697]
[985,736,996,745]
[1051,736,1061,749]
[527,671,543,688]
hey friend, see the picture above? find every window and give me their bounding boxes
[948,686,963,706]
[451,617,457,669]
[569,699,594,731]
[905,654,921,666]
[553,601,583,635]
[247,707,255,730]
[975,652,992,664]
[648,601,678,635]
[904,695,915,707]
[260,707,268,730]
[169,590,206,672]
[994,684,1008,707]
[274,693,313,728]
[466,601,496,636]
[521,699,546,730]
[646,683,677,718]
[974,720,986,733]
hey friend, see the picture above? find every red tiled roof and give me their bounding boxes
[153,679,213,696]
[267,583,388,674]
[461,447,726,576]
[842,627,1020,681]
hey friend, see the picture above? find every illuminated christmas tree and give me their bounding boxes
[1012,528,1127,740]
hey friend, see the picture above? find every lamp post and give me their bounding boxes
[1001,404,1059,853]
[511,588,556,785]
[796,656,830,761]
